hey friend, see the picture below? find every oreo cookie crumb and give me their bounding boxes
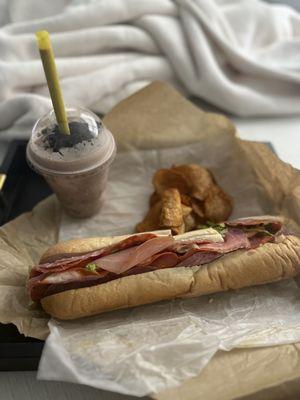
[42,122,99,152]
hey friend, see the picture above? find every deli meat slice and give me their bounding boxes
[94,236,174,274]
[140,252,179,268]
[177,252,221,267]
[195,229,250,253]
[32,233,160,276]
[177,229,250,267]
[226,216,283,225]
[248,235,274,248]
[226,216,283,232]
[29,269,110,302]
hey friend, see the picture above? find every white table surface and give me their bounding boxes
[0,115,299,399]
[234,116,300,169]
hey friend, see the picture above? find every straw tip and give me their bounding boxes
[36,30,51,50]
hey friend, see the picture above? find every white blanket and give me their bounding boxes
[1,0,300,140]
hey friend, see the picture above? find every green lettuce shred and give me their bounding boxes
[86,263,97,272]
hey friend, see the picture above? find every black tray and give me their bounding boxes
[0,140,52,225]
[0,140,52,371]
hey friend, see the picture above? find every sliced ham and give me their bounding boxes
[194,228,250,253]
[176,229,250,267]
[30,268,110,302]
[28,267,108,288]
[226,216,283,226]
[177,252,221,267]
[172,243,200,254]
[248,234,274,249]
[94,236,174,274]
[140,252,179,268]
[169,228,248,255]
[32,233,159,276]
[42,269,109,284]
[226,216,283,234]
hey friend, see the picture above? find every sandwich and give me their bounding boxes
[28,216,300,320]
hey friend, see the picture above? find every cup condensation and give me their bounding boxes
[27,107,116,218]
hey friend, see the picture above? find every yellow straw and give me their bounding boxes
[0,174,6,191]
[36,31,70,135]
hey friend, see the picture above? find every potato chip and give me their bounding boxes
[203,186,233,222]
[191,198,205,220]
[160,188,183,228]
[136,201,162,233]
[153,169,189,196]
[164,203,193,235]
[184,212,197,232]
[140,162,233,234]
[149,191,160,207]
[172,164,213,200]
[172,223,185,235]
[180,194,192,206]
[181,204,192,218]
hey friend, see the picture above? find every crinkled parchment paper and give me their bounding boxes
[38,281,300,396]
[0,196,60,339]
[1,82,300,398]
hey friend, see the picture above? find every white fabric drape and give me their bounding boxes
[1,0,300,139]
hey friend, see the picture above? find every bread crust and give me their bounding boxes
[40,234,300,320]
[40,231,171,263]
[40,235,128,263]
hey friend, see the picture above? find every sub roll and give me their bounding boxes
[28,216,300,320]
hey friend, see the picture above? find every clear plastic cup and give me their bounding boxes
[26,107,116,218]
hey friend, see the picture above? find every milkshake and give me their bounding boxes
[27,107,116,218]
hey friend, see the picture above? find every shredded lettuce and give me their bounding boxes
[198,222,227,237]
[86,263,97,272]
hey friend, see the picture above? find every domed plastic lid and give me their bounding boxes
[27,107,116,175]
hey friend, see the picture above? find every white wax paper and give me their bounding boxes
[38,280,300,396]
